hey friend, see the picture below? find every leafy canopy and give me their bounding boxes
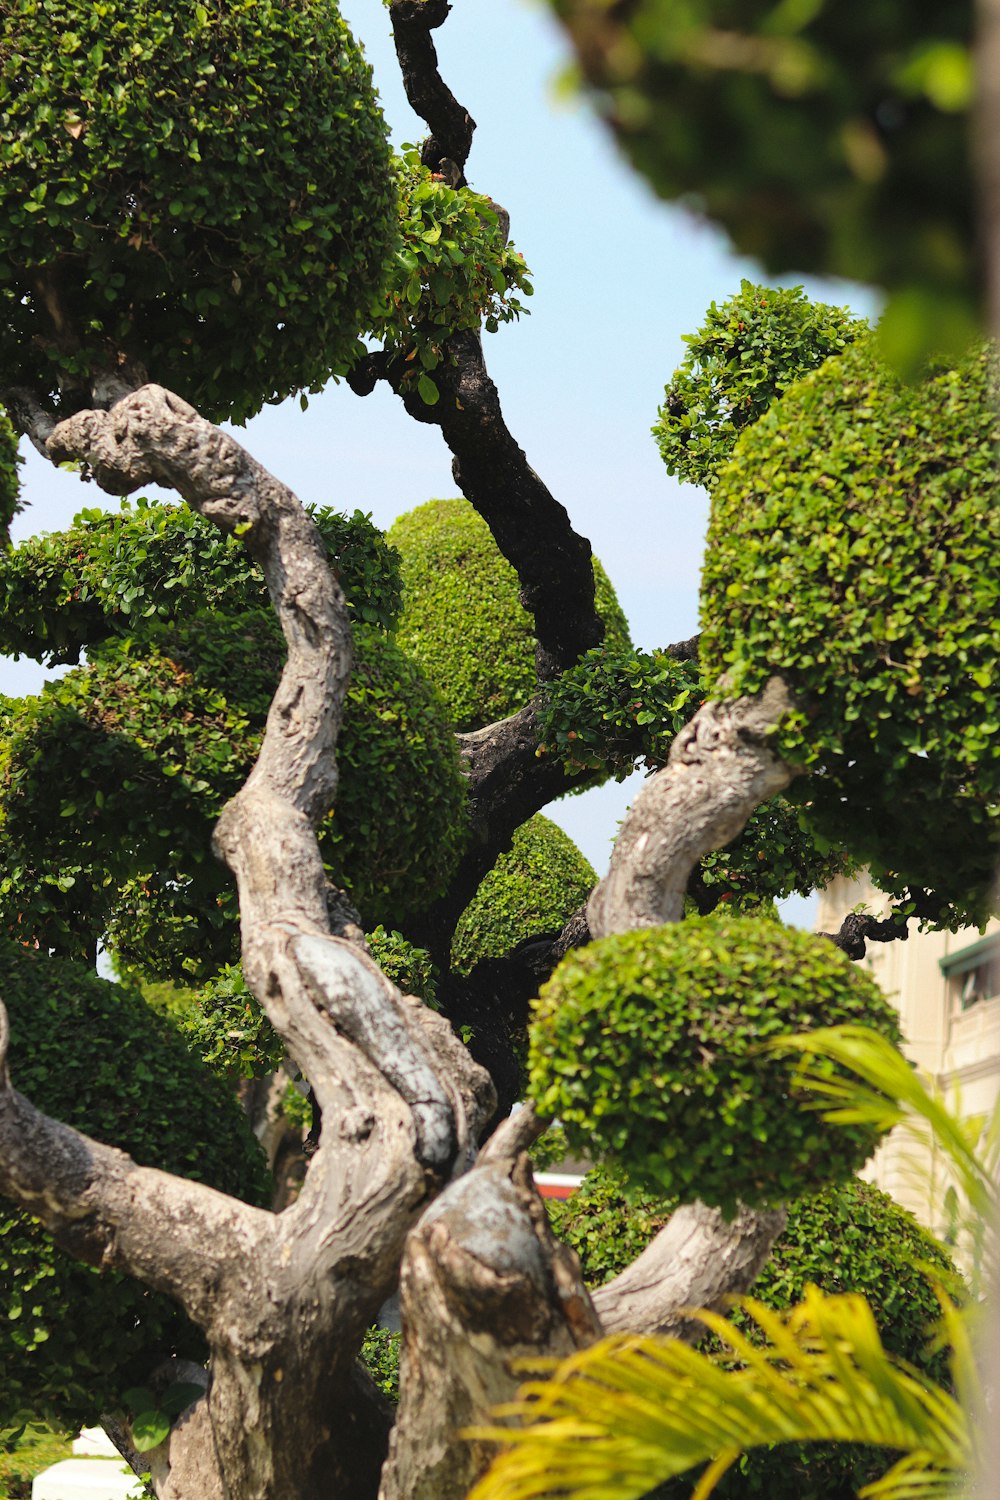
[0,499,403,665]
[451,814,597,976]
[654,281,866,490]
[0,0,396,423]
[369,149,533,407]
[546,1,979,362]
[0,616,466,980]
[529,916,902,1214]
[548,1165,957,1498]
[0,406,19,541]
[0,943,269,1433]
[702,337,1000,925]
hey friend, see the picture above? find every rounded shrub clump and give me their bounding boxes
[388,499,631,731]
[0,500,403,665]
[0,943,270,1432]
[548,1167,958,1500]
[702,339,1000,924]
[0,616,465,979]
[452,815,596,975]
[528,916,902,1214]
[0,0,395,422]
[654,282,866,492]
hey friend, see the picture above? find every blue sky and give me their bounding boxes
[2,0,880,917]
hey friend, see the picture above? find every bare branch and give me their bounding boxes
[588,677,799,936]
[0,383,57,457]
[389,0,476,180]
[592,1202,787,1342]
[358,332,603,681]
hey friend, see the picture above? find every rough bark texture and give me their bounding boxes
[389,0,475,182]
[588,677,798,937]
[382,680,799,1497]
[351,332,602,683]
[592,1202,787,1341]
[379,1153,600,1500]
[0,385,496,1500]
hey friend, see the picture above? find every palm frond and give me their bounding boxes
[468,1288,972,1500]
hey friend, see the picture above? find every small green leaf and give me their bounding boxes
[417,374,439,405]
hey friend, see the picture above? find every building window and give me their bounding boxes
[941,936,1000,1011]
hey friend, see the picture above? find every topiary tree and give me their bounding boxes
[545,1167,959,1499]
[0,3,994,1498]
[0,498,403,663]
[388,498,630,731]
[529,916,902,1215]
[0,941,270,1435]
[0,0,395,423]
[0,612,466,979]
[701,336,1000,925]
[451,815,596,975]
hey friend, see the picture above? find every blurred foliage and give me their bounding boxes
[0,499,402,665]
[0,0,394,423]
[367,149,532,405]
[451,815,596,976]
[654,281,866,489]
[0,943,269,1433]
[0,615,466,979]
[0,406,20,543]
[546,0,980,365]
[702,336,1000,925]
[529,915,902,1215]
[0,1425,75,1500]
[388,498,630,732]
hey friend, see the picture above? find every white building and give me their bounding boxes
[816,872,1000,1235]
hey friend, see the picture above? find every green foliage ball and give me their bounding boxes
[366,926,439,1008]
[528,917,902,1214]
[369,150,533,406]
[388,499,631,732]
[537,646,702,784]
[702,339,1000,924]
[451,815,596,976]
[0,0,394,422]
[548,1168,957,1499]
[0,406,20,541]
[0,943,270,1432]
[546,2,978,351]
[0,500,403,665]
[0,616,465,979]
[654,282,866,490]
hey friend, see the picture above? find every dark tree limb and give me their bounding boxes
[351,332,603,682]
[389,0,476,181]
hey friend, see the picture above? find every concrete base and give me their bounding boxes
[31,1458,142,1499]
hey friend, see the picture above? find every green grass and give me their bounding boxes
[0,1425,74,1500]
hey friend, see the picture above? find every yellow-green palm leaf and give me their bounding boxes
[469,1288,973,1500]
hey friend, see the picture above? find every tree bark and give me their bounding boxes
[0,385,496,1500]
